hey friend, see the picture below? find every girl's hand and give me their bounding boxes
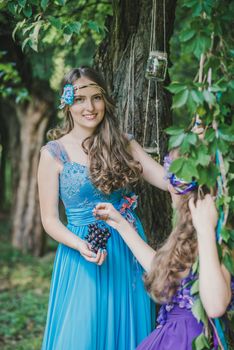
[77,238,107,266]
[93,203,127,231]
[189,194,218,235]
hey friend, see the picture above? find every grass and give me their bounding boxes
[0,217,55,350]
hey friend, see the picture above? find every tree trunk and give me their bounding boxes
[11,97,50,255]
[0,101,21,213]
[96,0,177,246]
[0,114,7,211]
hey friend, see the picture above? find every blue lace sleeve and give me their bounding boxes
[41,140,63,163]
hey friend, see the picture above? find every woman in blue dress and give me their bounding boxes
[38,66,167,350]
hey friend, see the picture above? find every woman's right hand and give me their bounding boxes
[77,238,107,265]
[93,203,128,231]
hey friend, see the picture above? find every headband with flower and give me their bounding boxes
[59,83,105,109]
[164,155,198,195]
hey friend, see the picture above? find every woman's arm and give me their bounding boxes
[38,149,106,265]
[94,203,156,271]
[189,195,231,318]
[129,139,168,191]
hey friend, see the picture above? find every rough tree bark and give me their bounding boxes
[11,97,51,255]
[95,0,177,246]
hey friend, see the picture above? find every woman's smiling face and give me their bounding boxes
[69,76,105,132]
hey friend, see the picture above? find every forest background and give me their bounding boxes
[0,0,233,349]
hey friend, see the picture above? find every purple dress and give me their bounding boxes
[137,272,234,350]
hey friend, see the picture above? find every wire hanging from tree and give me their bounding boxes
[143,0,167,163]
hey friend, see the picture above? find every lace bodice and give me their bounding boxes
[41,140,125,209]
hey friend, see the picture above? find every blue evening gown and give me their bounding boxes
[41,139,153,350]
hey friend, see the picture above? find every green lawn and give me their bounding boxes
[0,220,55,350]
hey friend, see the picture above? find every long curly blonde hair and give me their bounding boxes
[47,67,142,194]
[144,191,198,303]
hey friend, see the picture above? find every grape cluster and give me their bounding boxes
[85,223,111,253]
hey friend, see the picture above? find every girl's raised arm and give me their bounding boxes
[189,195,232,318]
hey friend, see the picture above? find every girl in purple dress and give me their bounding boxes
[94,152,233,350]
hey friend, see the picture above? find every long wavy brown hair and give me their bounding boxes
[47,67,142,194]
[144,190,199,304]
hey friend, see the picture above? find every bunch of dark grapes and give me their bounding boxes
[85,223,111,253]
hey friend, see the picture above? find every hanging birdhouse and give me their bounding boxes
[145,51,168,81]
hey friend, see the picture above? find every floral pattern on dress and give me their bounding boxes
[156,271,197,327]
[60,162,88,199]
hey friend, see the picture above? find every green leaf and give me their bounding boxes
[221,228,230,243]
[219,127,234,142]
[187,93,197,113]
[69,21,82,34]
[183,0,197,8]
[209,85,225,93]
[23,4,32,17]
[180,133,198,153]
[217,138,229,155]
[187,132,197,145]
[204,128,215,142]
[166,82,187,94]
[180,159,199,181]
[63,24,73,35]
[197,163,219,187]
[190,90,204,105]
[22,37,31,51]
[192,333,210,350]
[88,20,100,33]
[180,137,191,154]
[56,0,66,4]
[229,230,234,241]
[172,89,189,109]
[196,152,211,166]
[193,35,210,58]
[192,259,199,274]
[22,22,36,35]
[18,0,27,7]
[168,133,186,149]
[192,2,202,17]
[179,29,196,42]
[41,0,49,11]
[12,19,26,41]
[48,16,62,30]
[8,2,18,15]
[190,279,199,295]
[169,158,185,173]
[21,20,42,52]
[203,90,216,105]
[165,127,184,136]
[223,253,234,274]
[192,298,207,324]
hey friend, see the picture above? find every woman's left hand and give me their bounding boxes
[189,194,218,234]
